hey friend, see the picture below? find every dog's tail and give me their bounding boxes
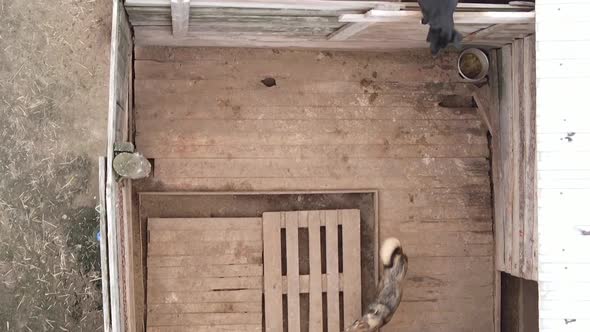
[345,238,407,332]
[380,237,404,268]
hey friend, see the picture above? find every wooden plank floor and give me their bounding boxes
[134,47,494,332]
[146,218,263,332]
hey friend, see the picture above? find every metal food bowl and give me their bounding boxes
[457,48,490,82]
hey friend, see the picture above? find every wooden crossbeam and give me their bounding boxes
[340,10,535,24]
[328,23,372,41]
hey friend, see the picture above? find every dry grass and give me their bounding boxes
[0,0,111,330]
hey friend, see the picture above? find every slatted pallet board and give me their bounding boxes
[146,218,264,332]
[263,210,362,332]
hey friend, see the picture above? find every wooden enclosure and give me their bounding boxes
[125,0,534,49]
[99,1,540,332]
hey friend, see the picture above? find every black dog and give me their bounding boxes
[418,0,462,56]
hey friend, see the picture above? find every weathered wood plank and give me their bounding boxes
[473,85,494,135]
[325,211,340,332]
[148,264,263,279]
[148,217,262,230]
[286,212,301,332]
[523,35,537,281]
[262,212,283,332]
[147,289,262,304]
[149,276,263,292]
[147,254,263,267]
[126,5,359,18]
[340,10,535,24]
[341,209,362,327]
[147,240,262,256]
[134,77,475,96]
[512,38,524,276]
[133,55,462,82]
[147,326,262,332]
[329,22,372,41]
[138,143,489,162]
[307,211,323,332]
[146,174,491,194]
[149,229,261,242]
[170,0,190,36]
[499,45,514,274]
[152,157,488,179]
[147,302,263,314]
[147,312,261,326]
[489,50,505,272]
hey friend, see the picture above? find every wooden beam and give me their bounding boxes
[464,24,503,42]
[473,85,494,136]
[340,10,535,24]
[126,0,534,11]
[171,0,190,37]
[98,157,112,332]
[328,22,372,41]
[129,0,388,10]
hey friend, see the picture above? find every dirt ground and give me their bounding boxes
[0,0,112,330]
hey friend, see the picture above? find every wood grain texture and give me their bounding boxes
[522,35,537,281]
[307,211,323,332]
[262,212,283,332]
[325,211,340,332]
[286,212,301,332]
[134,47,495,331]
[499,44,514,275]
[146,217,263,330]
[512,38,524,276]
[126,2,533,49]
[170,0,190,36]
[341,209,362,327]
[494,38,538,281]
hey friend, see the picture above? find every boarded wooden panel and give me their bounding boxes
[495,38,538,280]
[146,217,263,331]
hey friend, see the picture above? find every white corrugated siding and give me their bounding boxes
[536,1,590,331]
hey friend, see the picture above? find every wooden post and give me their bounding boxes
[170,0,190,37]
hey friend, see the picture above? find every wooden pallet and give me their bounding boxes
[146,218,264,332]
[263,210,362,332]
